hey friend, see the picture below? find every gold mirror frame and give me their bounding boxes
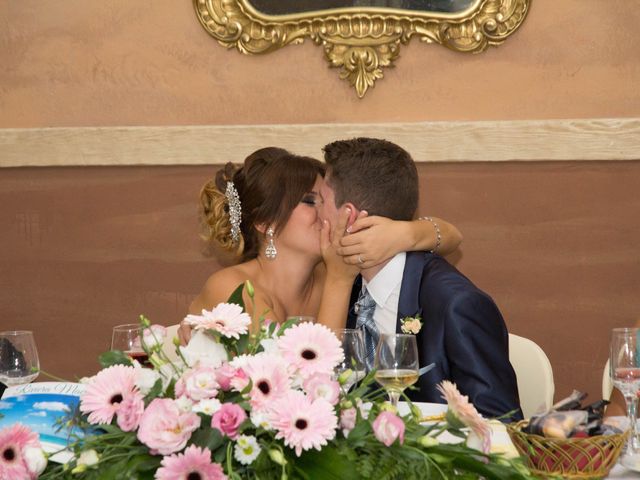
[194,0,530,98]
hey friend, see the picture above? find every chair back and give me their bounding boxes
[162,324,181,362]
[602,359,613,401]
[509,333,555,418]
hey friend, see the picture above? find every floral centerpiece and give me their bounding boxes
[2,283,534,479]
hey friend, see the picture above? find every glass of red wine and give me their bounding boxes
[610,327,640,454]
[111,324,150,367]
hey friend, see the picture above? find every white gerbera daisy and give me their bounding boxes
[234,435,262,465]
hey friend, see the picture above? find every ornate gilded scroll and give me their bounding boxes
[194,0,530,98]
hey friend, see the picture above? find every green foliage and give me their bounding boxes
[189,419,225,452]
[98,350,133,368]
[227,283,246,309]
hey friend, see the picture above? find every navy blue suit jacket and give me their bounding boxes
[347,252,523,421]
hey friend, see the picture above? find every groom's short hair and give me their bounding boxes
[322,138,418,221]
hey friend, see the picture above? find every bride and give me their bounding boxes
[180,147,462,338]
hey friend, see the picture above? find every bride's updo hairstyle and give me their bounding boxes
[200,147,324,261]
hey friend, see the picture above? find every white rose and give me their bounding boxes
[133,363,161,395]
[174,396,194,413]
[23,447,47,476]
[77,449,100,466]
[259,338,279,355]
[141,325,167,351]
[193,399,222,416]
[179,330,228,368]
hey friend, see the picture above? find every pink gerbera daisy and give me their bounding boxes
[437,380,491,453]
[184,303,251,339]
[277,323,343,379]
[241,353,290,409]
[0,423,40,479]
[155,445,227,480]
[80,364,138,424]
[269,390,337,456]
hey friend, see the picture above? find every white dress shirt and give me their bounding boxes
[362,252,406,336]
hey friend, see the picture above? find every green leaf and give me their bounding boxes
[124,454,161,475]
[98,350,133,368]
[189,423,225,451]
[227,282,246,309]
[344,418,370,442]
[143,378,164,404]
[295,445,363,480]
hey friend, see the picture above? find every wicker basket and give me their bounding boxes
[506,420,629,479]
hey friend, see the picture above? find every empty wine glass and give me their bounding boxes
[111,324,149,366]
[610,327,640,454]
[335,328,366,391]
[0,331,40,385]
[374,333,419,407]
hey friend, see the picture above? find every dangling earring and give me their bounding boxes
[265,227,277,260]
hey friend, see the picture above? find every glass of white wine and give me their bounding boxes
[0,331,40,385]
[374,333,419,407]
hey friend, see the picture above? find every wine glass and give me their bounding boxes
[335,328,366,391]
[0,331,40,385]
[286,316,316,325]
[374,333,419,407]
[111,324,149,366]
[610,327,640,454]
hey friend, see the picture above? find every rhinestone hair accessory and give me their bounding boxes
[225,181,242,244]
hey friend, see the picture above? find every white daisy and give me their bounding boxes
[234,435,261,465]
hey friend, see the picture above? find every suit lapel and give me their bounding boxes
[396,252,426,333]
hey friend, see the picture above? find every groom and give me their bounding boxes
[319,137,523,420]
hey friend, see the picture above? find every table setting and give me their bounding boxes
[1,286,640,479]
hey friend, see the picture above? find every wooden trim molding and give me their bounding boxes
[1,118,638,167]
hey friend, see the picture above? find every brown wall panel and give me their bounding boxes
[1,162,639,401]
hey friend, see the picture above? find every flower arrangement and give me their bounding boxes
[2,283,535,479]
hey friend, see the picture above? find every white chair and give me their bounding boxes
[602,359,613,401]
[509,333,555,418]
[162,324,181,362]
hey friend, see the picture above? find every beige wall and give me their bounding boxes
[1,0,639,127]
[1,1,639,404]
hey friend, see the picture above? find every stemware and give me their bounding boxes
[335,328,366,391]
[374,333,419,407]
[111,324,149,366]
[0,330,40,385]
[610,327,640,454]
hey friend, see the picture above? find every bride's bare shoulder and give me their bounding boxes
[190,263,256,313]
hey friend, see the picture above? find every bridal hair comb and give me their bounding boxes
[225,181,242,244]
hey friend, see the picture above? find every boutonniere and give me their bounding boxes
[400,314,422,334]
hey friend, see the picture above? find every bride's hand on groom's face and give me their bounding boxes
[321,208,360,281]
[337,215,409,269]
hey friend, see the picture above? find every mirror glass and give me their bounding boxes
[248,0,479,16]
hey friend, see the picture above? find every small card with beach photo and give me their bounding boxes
[0,382,86,463]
